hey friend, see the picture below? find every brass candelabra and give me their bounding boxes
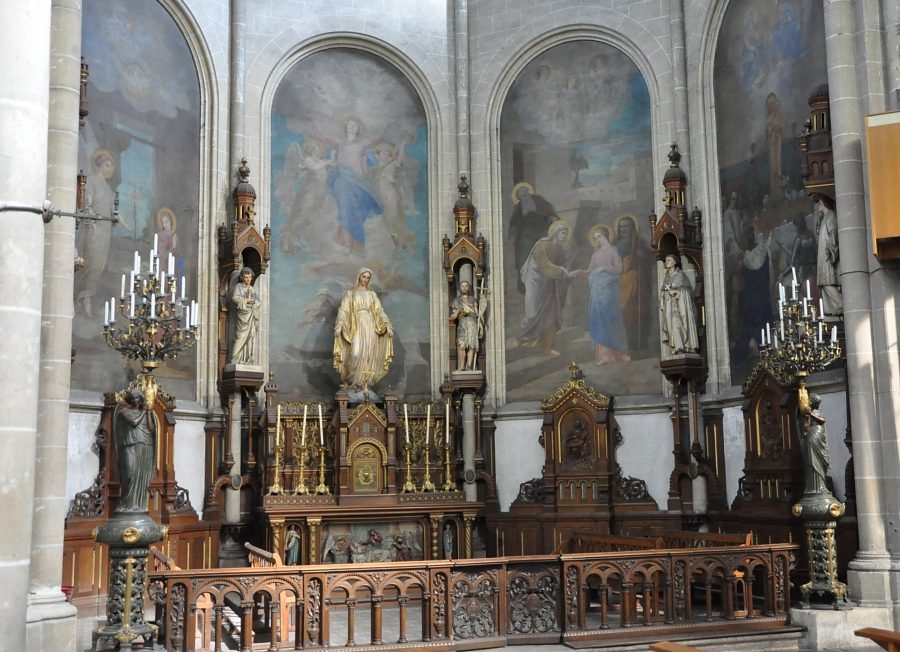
[102,243,199,373]
[759,271,848,609]
[758,273,841,383]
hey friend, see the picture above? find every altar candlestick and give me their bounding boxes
[425,404,431,446]
[301,404,308,446]
[318,403,324,446]
[404,404,410,444]
[445,399,450,444]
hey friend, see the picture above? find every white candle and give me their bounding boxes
[193,301,199,328]
[168,252,174,276]
[133,251,139,273]
[301,404,308,447]
[130,292,135,318]
[149,250,156,273]
[831,326,837,344]
[779,284,785,303]
[778,302,784,321]
[445,399,450,444]
[404,404,410,444]
[791,282,797,300]
[780,320,784,338]
[760,328,765,347]
[425,404,431,446]
[276,404,282,448]
[104,300,109,326]
[806,279,811,300]
[110,296,116,323]
[818,321,824,343]
[792,267,797,284]
[183,304,190,331]
[180,275,185,300]
[120,274,126,298]
[160,271,166,292]
[803,298,808,317]
[773,334,778,349]
[819,298,825,317]
[150,293,156,319]
[766,323,771,345]
[153,233,159,253]
[318,404,324,446]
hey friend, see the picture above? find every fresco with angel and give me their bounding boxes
[270,48,430,401]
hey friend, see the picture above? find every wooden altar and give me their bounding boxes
[490,365,668,556]
[258,387,483,565]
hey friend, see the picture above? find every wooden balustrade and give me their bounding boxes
[149,543,796,651]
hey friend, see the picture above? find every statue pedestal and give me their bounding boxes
[92,512,167,650]
[793,490,851,609]
[791,606,889,650]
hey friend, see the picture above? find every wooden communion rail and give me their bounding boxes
[148,539,796,651]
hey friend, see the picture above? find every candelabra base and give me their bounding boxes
[793,490,852,610]
[402,479,417,493]
[421,479,436,492]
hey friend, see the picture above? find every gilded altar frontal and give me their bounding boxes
[5,0,900,650]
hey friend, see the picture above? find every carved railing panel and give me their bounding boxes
[150,544,795,651]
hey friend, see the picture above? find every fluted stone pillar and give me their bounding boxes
[822,0,892,606]
[461,393,476,502]
[0,2,52,650]
[25,1,81,649]
[229,0,247,176]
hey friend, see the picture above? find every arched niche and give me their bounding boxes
[497,39,658,402]
[75,0,205,399]
[267,47,431,402]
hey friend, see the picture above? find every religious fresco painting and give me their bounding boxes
[75,0,200,396]
[714,0,827,383]
[501,41,658,402]
[270,49,429,401]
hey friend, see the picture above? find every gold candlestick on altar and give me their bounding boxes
[402,445,417,493]
[315,444,330,495]
[442,427,454,492]
[294,405,309,494]
[421,405,435,492]
[268,405,283,495]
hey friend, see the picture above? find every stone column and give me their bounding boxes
[823,0,891,605]
[26,0,81,648]
[226,389,242,523]
[669,0,691,178]
[461,393,476,501]
[454,0,469,176]
[883,0,900,111]
[0,2,52,650]
[229,0,247,175]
